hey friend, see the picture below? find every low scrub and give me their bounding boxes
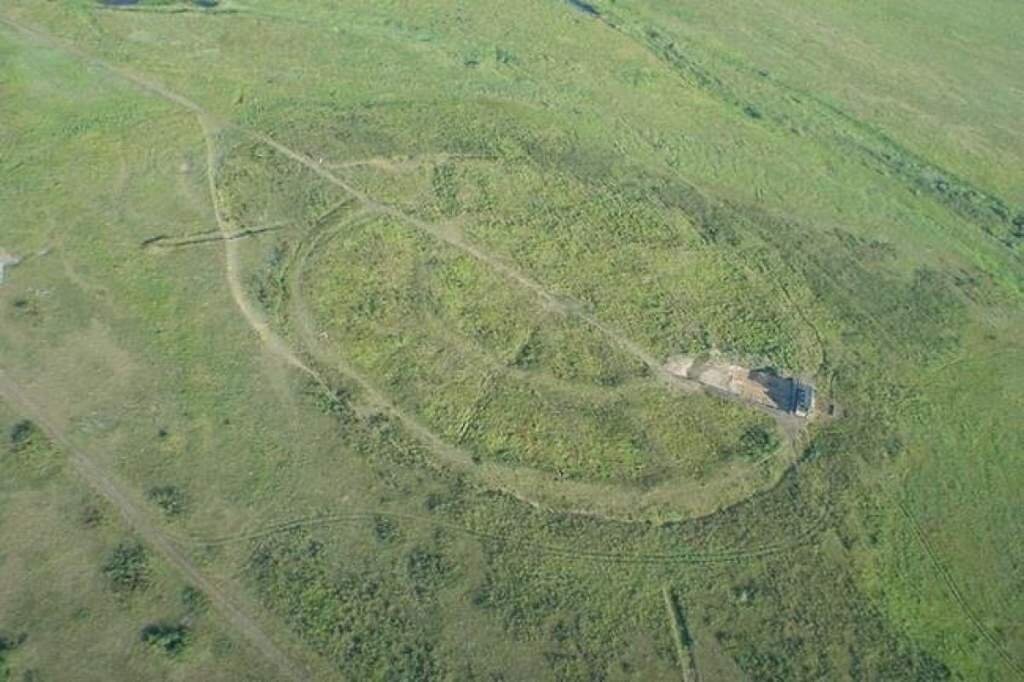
[102,541,150,595]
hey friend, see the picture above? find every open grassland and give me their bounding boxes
[1,0,1022,679]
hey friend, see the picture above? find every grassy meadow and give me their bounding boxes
[1,0,1022,679]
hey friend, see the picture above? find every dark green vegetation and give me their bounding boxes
[102,541,152,594]
[146,484,187,517]
[140,622,191,656]
[0,633,27,682]
[248,530,446,679]
[1,0,1021,679]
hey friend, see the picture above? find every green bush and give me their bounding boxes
[146,485,187,517]
[140,622,190,657]
[7,420,35,450]
[181,585,208,614]
[717,423,780,461]
[102,541,150,594]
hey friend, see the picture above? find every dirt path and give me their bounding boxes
[0,14,741,407]
[178,504,814,566]
[197,115,326,385]
[0,370,309,682]
[0,17,208,116]
[2,12,803,514]
[662,586,699,682]
[325,152,495,172]
[252,132,712,396]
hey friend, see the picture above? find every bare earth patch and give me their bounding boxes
[666,354,815,417]
[0,249,21,284]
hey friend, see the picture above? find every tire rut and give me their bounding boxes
[897,501,1024,677]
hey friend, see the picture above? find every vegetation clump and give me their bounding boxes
[140,622,190,657]
[0,632,27,680]
[733,424,780,459]
[146,485,187,517]
[80,504,104,529]
[373,516,400,544]
[7,420,35,450]
[102,541,150,594]
[181,585,208,614]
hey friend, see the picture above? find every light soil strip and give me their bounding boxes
[0,370,308,682]
[0,250,20,284]
[325,152,496,172]
[2,15,786,419]
[199,116,325,383]
[1,15,817,527]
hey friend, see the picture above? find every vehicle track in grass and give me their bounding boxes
[0,370,310,682]
[254,132,726,401]
[885,348,1024,677]
[0,12,824,558]
[897,501,1024,677]
[173,499,827,567]
[197,114,327,384]
[3,14,809,423]
[5,11,1018,676]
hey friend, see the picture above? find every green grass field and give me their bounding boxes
[1,0,1021,679]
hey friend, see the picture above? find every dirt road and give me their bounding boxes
[0,370,309,682]
[0,14,710,399]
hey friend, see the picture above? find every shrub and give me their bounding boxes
[406,547,451,597]
[146,485,187,517]
[102,541,150,594]
[140,622,190,656]
[0,631,27,680]
[181,585,208,614]
[738,425,778,455]
[373,515,399,544]
[7,420,35,449]
[721,424,781,461]
[80,504,104,529]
